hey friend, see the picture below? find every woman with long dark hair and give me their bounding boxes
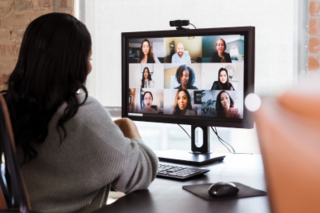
[172,89,195,116]
[211,68,235,90]
[211,38,232,63]
[140,67,154,88]
[215,91,241,118]
[1,13,158,213]
[138,39,160,63]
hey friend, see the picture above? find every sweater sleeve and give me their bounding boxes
[70,95,159,194]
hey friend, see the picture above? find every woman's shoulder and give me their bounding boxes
[212,52,218,56]
[211,81,219,90]
[74,93,111,121]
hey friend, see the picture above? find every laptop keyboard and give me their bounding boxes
[157,164,210,180]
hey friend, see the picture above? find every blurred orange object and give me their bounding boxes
[255,83,320,213]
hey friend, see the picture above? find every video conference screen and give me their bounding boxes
[127,34,245,120]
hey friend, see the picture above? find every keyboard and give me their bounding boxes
[157,164,210,180]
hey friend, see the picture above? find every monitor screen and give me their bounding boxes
[122,27,255,129]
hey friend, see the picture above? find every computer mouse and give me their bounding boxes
[208,182,239,197]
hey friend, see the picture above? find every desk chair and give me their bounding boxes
[0,95,38,213]
[255,85,320,213]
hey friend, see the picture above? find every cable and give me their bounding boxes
[189,23,196,29]
[177,124,252,155]
[211,126,253,155]
[178,124,191,139]
[210,126,235,153]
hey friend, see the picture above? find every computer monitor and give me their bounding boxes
[122,26,255,165]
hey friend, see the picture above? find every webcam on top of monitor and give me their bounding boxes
[169,19,196,30]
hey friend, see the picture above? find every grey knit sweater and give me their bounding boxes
[16,94,159,213]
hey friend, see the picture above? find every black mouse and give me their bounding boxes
[208,182,239,197]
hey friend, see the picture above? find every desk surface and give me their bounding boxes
[93,154,270,213]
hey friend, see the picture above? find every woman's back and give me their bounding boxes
[17,94,158,213]
[3,13,158,213]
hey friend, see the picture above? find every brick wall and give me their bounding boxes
[0,0,74,91]
[309,0,320,73]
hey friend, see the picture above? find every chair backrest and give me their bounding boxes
[255,85,320,213]
[0,94,32,212]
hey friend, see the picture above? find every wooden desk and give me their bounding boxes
[93,154,270,213]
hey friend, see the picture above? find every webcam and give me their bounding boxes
[170,20,195,30]
[170,20,190,27]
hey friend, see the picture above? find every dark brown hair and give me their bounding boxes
[216,38,227,62]
[138,39,155,63]
[215,91,235,118]
[173,89,193,115]
[217,68,230,89]
[1,13,91,162]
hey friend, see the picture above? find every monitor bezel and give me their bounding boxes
[121,26,255,128]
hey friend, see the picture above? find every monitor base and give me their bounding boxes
[155,150,225,166]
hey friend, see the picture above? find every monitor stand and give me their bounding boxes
[156,125,225,166]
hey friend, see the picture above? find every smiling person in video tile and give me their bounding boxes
[171,42,191,63]
[141,67,154,88]
[211,68,235,90]
[172,89,196,116]
[174,65,198,90]
[215,91,240,119]
[139,91,158,114]
[211,38,232,63]
[138,39,160,64]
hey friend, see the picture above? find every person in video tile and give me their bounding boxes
[171,42,191,63]
[172,89,196,116]
[215,91,240,118]
[211,38,232,63]
[139,91,158,114]
[174,64,198,89]
[138,39,160,64]
[141,67,154,88]
[211,68,235,90]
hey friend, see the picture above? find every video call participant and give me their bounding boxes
[138,39,160,64]
[215,91,241,119]
[141,67,154,88]
[211,38,232,63]
[211,68,235,90]
[171,42,191,63]
[174,64,198,89]
[172,89,196,116]
[2,13,158,213]
[139,91,158,114]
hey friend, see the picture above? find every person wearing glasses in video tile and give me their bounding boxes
[139,91,158,114]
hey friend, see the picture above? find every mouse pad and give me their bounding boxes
[182,182,267,201]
